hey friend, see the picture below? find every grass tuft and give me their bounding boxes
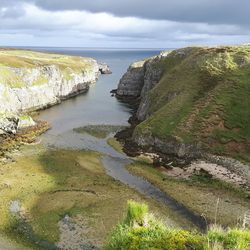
[105,201,250,250]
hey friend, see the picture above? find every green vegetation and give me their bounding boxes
[0,48,95,88]
[74,125,127,139]
[105,201,250,250]
[107,137,124,153]
[0,146,179,248]
[134,45,250,160]
[127,160,250,227]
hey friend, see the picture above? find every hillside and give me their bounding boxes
[0,49,102,113]
[0,49,95,87]
[0,49,111,136]
[117,45,250,163]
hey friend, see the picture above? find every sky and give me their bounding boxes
[0,0,249,48]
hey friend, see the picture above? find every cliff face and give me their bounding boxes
[117,60,146,96]
[0,49,108,134]
[117,46,250,162]
[117,51,169,120]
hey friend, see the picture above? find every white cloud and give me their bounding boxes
[0,2,250,47]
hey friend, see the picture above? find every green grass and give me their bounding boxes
[0,146,180,248]
[0,48,95,88]
[124,200,149,226]
[127,159,250,227]
[105,201,250,250]
[107,137,124,153]
[133,45,250,160]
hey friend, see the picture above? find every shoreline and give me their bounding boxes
[114,99,250,192]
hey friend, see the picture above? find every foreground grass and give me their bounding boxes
[127,160,250,227]
[0,145,179,248]
[105,201,250,250]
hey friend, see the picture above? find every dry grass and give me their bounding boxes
[127,159,250,227]
[0,49,95,88]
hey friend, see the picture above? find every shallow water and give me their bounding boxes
[37,49,159,151]
[37,48,206,230]
[37,48,159,134]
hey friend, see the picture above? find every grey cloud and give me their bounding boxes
[1,0,249,27]
[31,0,249,27]
[0,0,249,48]
[0,0,26,18]
[0,7,25,19]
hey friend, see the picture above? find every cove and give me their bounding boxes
[35,48,207,230]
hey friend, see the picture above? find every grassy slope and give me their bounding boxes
[0,49,94,88]
[134,45,250,161]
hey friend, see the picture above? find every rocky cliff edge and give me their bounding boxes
[0,49,110,134]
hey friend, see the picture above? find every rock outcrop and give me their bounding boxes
[0,49,110,134]
[117,60,146,97]
[0,114,19,135]
[116,45,250,164]
[0,63,99,113]
[99,63,112,74]
[116,51,169,120]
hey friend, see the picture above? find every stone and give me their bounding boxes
[18,115,36,129]
[98,63,112,74]
[116,60,146,96]
[0,53,106,134]
[0,114,19,134]
[116,52,169,119]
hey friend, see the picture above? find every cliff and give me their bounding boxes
[117,45,250,163]
[0,49,109,134]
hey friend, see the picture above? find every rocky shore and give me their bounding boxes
[0,49,110,136]
[115,45,250,190]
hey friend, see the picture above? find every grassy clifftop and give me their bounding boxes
[0,49,95,88]
[134,45,250,161]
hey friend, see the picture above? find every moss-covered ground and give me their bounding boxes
[107,137,124,154]
[0,145,183,249]
[74,125,126,139]
[127,158,250,227]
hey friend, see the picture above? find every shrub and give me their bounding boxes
[105,201,250,250]
[206,226,250,250]
[104,201,204,250]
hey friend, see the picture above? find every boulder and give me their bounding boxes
[99,63,112,74]
[0,114,19,134]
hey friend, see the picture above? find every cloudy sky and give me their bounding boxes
[0,0,249,48]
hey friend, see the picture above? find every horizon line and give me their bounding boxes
[0,45,172,50]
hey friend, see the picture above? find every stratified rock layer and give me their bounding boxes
[0,49,109,134]
[117,60,146,96]
[117,51,169,120]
